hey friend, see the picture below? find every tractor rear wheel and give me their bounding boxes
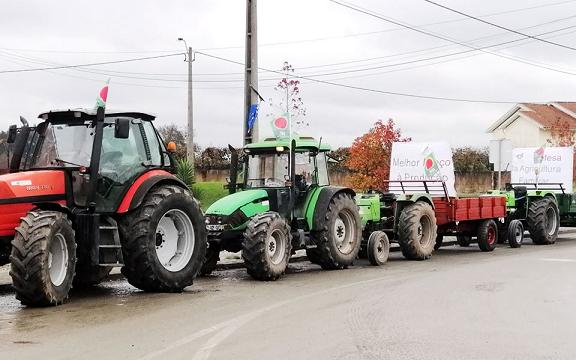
[200,242,220,276]
[507,220,524,248]
[311,193,362,270]
[477,219,498,252]
[398,202,437,260]
[242,212,292,281]
[119,185,206,292]
[10,211,77,306]
[527,198,560,245]
[456,235,472,247]
[367,231,390,266]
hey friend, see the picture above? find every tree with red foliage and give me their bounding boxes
[548,118,575,147]
[346,119,411,191]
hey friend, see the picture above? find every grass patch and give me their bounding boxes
[192,182,228,211]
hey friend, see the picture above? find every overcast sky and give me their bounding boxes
[2,0,576,149]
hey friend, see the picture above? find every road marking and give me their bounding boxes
[540,258,576,263]
[141,274,399,360]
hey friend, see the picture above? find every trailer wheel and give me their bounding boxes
[10,211,77,306]
[527,198,559,245]
[367,231,390,266]
[312,192,362,270]
[398,202,437,260]
[456,235,472,247]
[477,219,498,252]
[434,235,443,250]
[200,242,220,276]
[242,212,292,281]
[507,220,524,248]
[120,185,206,292]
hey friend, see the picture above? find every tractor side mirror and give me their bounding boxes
[114,118,130,139]
[7,125,17,143]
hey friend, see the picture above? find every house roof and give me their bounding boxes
[487,102,576,132]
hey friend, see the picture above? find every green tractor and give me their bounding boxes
[202,136,362,280]
[488,183,561,246]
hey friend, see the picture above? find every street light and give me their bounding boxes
[178,37,195,178]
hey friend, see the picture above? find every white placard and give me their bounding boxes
[389,142,456,196]
[511,147,573,192]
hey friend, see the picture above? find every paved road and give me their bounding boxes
[1,235,576,360]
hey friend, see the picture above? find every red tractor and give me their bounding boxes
[0,107,206,306]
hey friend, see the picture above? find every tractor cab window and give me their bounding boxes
[247,152,289,188]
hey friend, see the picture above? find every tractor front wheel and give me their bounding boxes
[311,193,362,270]
[200,242,220,276]
[120,185,206,292]
[527,198,560,245]
[398,202,437,260]
[10,211,77,306]
[367,231,390,266]
[242,212,292,281]
[507,220,524,248]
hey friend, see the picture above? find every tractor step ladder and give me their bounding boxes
[98,218,125,267]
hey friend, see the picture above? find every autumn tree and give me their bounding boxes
[548,118,576,147]
[328,147,351,172]
[157,124,200,161]
[452,147,490,173]
[267,62,308,132]
[346,119,411,191]
[197,147,231,170]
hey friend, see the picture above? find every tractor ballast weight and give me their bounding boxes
[203,136,362,280]
[0,108,207,306]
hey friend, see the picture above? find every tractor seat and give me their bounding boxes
[514,186,527,200]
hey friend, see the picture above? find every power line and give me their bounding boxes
[328,0,576,75]
[195,51,518,104]
[0,53,184,74]
[423,0,576,52]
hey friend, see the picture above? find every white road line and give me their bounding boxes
[540,258,576,262]
[142,274,399,360]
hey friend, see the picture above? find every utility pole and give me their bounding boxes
[243,0,259,145]
[178,38,195,176]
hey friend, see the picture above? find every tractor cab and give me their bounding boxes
[7,108,172,212]
[241,136,331,218]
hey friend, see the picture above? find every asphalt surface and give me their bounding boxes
[1,234,576,360]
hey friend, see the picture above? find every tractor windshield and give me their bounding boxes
[246,150,330,188]
[25,123,94,169]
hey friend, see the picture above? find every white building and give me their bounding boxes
[487,102,576,147]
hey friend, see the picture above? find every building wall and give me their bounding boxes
[497,117,542,147]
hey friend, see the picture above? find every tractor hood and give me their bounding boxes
[206,189,268,216]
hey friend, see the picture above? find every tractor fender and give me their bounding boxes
[116,170,188,213]
[33,201,72,216]
[310,186,356,231]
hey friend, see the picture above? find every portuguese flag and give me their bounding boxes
[95,80,110,110]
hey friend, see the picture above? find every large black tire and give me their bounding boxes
[434,235,444,250]
[507,220,524,248]
[306,248,323,265]
[242,212,292,281]
[311,192,362,270]
[456,235,472,247]
[10,211,77,306]
[477,219,498,252]
[527,198,560,245]
[367,231,390,266]
[119,185,206,292]
[200,242,220,276]
[398,202,437,260]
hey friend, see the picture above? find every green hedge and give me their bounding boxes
[191,182,228,211]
